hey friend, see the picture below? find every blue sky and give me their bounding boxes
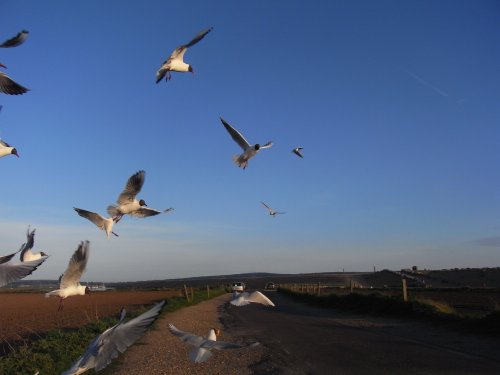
[0,1,499,282]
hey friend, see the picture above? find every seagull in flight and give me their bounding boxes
[220,117,273,169]
[156,27,213,83]
[0,138,19,158]
[62,301,165,375]
[19,226,49,262]
[0,30,29,95]
[107,171,173,220]
[74,207,121,239]
[1,248,47,287]
[45,241,91,311]
[292,147,304,158]
[261,201,286,217]
[168,324,259,363]
[0,30,29,48]
[230,291,275,307]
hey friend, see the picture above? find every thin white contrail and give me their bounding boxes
[400,67,449,97]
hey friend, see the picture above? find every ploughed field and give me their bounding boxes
[0,290,180,348]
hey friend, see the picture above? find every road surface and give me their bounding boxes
[221,291,500,374]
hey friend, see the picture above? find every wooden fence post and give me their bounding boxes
[350,279,354,293]
[317,282,321,296]
[402,278,408,302]
[207,284,210,298]
[184,284,190,302]
[190,287,194,302]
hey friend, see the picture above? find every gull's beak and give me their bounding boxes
[0,63,7,69]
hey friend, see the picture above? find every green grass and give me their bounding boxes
[279,288,500,335]
[0,287,226,375]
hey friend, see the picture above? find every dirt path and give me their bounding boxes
[110,294,264,375]
[223,291,500,374]
[111,291,500,374]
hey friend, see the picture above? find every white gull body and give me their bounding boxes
[45,241,90,310]
[19,226,49,262]
[156,27,213,83]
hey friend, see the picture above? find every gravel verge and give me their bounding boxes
[110,294,264,375]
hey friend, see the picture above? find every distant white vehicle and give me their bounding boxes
[231,282,245,293]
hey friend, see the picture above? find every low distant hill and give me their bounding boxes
[6,267,500,290]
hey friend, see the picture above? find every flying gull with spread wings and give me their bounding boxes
[62,301,165,375]
[169,324,259,363]
[74,207,121,239]
[156,27,213,83]
[45,241,91,310]
[261,201,286,217]
[106,171,174,220]
[220,117,273,169]
[230,291,275,307]
[19,226,49,262]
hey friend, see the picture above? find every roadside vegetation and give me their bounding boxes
[0,287,226,375]
[279,288,500,335]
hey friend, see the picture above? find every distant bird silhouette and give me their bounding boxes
[156,27,213,83]
[292,147,304,158]
[220,117,273,169]
[0,30,29,95]
[168,324,259,363]
[45,241,91,311]
[74,207,121,239]
[107,171,174,220]
[261,201,286,217]
[62,301,165,375]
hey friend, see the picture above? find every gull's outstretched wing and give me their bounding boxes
[128,207,174,218]
[184,27,213,48]
[117,171,145,205]
[220,117,251,151]
[0,72,29,95]
[60,241,90,289]
[0,258,46,287]
[0,30,29,48]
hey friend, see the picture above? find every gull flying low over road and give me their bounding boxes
[230,291,275,307]
[74,207,121,239]
[220,117,273,169]
[292,147,304,158]
[0,30,29,95]
[107,170,174,220]
[1,248,47,287]
[19,226,49,261]
[261,201,286,217]
[45,241,91,311]
[156,27,213,83]
[0,138,19,158]
[62,301,165,375]
[169,324,259,363]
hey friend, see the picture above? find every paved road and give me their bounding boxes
[221,291,500,375]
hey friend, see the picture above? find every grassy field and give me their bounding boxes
[0,287,226,375]
[278,287,500,335]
